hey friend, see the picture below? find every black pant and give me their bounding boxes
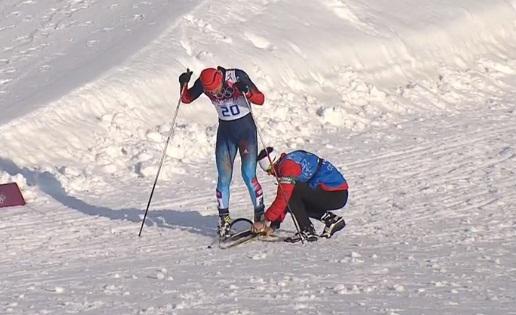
[288,183,348,231]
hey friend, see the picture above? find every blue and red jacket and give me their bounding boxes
[265,150,348,223]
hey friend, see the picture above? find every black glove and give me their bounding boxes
[233,81,250,94]
[270,220,281,230]
[179,68,193,87]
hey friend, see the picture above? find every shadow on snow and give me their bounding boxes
[0,157,217,237]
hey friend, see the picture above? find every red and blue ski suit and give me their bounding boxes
[265,150,348,229]
[181,67,265,218]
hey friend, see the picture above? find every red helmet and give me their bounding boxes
[200,68,223,92]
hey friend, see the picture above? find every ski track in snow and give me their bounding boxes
[1,0,516,314]
[1,105,515,314]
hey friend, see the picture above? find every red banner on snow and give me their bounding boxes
[0,182,26,208]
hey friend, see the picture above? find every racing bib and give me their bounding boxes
[209,69,251,121]
[214,98,251,121]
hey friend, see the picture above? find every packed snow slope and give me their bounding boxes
[1,0,516,314]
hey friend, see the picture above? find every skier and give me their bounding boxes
[178,66,265,240]
[252,147,348,242]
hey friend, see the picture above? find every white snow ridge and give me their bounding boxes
[1,0,515,314]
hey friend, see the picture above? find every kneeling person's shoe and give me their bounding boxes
[217,215,232,240]
[320,212,346,238]
[285,226,318,243]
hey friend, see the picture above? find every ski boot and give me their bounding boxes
[320,212,346,238]
[285,224,318,243]
[217,214,232,241]
[254,212,264,223]
[254,205,265,223]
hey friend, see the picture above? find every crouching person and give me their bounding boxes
[252,147,349,243]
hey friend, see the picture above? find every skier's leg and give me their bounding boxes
[288,183,315,239]
[238,120,264,221]
[215,124,238,216]
[304,189,348,238]
[305,189,348,219]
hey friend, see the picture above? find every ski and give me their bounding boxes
[218,232,288,249]
[206,218,299,249]
[257,234,289,242]
[218,229,258,249]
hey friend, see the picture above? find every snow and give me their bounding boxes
[1,0,516,314]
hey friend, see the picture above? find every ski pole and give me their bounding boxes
[242,93,304,243]
[138,76,189,237]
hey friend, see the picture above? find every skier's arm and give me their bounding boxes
[264,181,295,223]
[181,78,204,104]
[235,70,264,105]
[264,160,302,223]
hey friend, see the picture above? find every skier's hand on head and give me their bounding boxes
[179,68,193,88]
[233,81,250,94]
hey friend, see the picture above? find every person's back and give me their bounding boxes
[282,150,348,191]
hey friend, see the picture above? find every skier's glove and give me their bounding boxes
[179,69,193,88]
[233,81,250,94]
[252,221,273,236]
[270,220,281,230]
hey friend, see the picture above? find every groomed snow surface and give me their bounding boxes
[1,0,515,314]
